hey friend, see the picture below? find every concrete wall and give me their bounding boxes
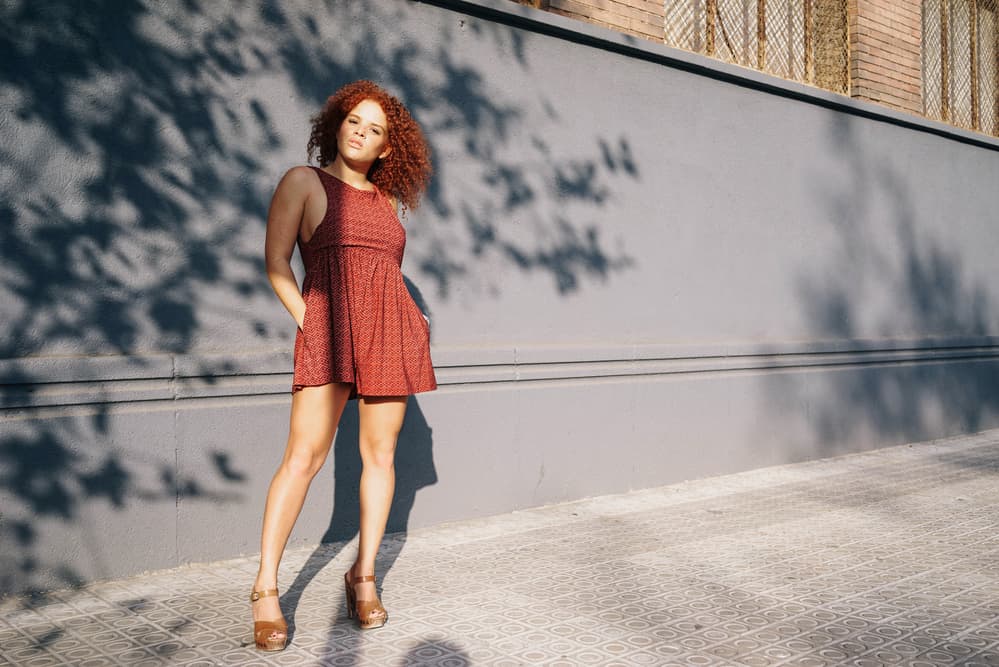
[2,0,998,595]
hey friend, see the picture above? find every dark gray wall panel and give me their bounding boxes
[0,409,180,592]
[174,398,299,565]
[2,0,998,594]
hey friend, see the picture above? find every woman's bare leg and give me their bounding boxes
[253,383,352,638]
[348,395,408,615]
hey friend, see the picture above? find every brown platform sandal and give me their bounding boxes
[344,572,388,630]
[250,588,287,651]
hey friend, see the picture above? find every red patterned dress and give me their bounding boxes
[292,167,436,397]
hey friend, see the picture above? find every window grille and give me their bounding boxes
[664,0,849,94]
[924,0,999,136]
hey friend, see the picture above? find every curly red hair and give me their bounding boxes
[307,80,432,211]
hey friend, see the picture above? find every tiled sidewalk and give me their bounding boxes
[2,431,999,666]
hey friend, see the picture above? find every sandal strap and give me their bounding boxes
[352,574,376,584]
[356,599,386,619]
[254,619,287,633]
[250,588,279,602]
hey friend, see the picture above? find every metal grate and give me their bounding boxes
[924,0,999,136]
[664,0,849,94]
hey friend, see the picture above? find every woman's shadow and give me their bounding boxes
[279,395,437,638]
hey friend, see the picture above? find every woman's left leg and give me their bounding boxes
[347,395,408,625]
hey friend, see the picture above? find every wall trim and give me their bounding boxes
[4,338,998,410]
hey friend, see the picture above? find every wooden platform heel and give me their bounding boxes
[344,571,388,630]
[250,588,287,651]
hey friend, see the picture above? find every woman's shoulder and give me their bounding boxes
[282,165,322,184]
[274,165,323,196]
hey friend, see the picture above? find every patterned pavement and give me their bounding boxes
[2,430,998,666]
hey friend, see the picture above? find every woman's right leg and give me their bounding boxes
[252,382,352,636]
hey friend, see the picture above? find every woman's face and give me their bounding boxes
[337,99,391,165]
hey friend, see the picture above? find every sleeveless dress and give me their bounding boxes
[292,167,437,397]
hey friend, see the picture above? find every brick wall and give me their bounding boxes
[544,0,665,42]
[848,0,923,114]
[515,0,927,118]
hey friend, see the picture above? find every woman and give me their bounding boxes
[251,81,435,651]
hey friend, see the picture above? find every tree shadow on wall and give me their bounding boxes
[766,113,999,459]
[0,0,639,602]
[2,0,639,360]
[268,1,640,300]
[0,417,247,598]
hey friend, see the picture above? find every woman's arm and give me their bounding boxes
[264,167,314,330]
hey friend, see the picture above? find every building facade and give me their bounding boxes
[519,0,998,136]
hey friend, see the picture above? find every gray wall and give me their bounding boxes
[2,0,998,595]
